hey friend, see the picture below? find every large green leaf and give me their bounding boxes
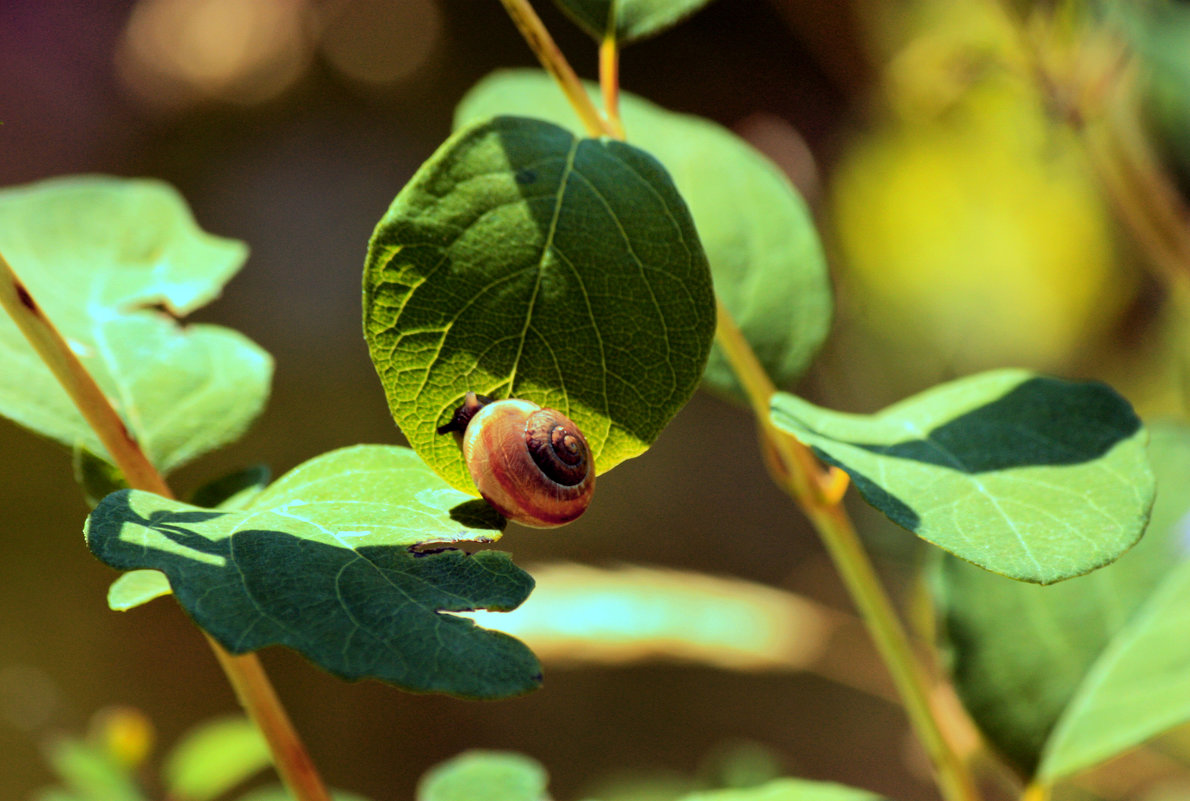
[456,70,832,400]
[772,369,1153,584]
[679,779,892,801]
[86,445,542,699]
[549,0,717,43]
[364,116,716,493]
[417,751,548,801]
[0,176,272,473]
[934,422,1190,776]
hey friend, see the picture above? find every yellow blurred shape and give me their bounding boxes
[318,0,442,87]
[462,563,832,671]
[89,706,155,769]
[118,0,311,109]
[832,1,1127,371]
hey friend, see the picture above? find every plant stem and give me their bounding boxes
[0,248,332,801]
[714,300,981,801]
[498,0,615,138]
[599,34,626,139]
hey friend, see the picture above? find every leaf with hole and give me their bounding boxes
[86,445,542,699]
[772,369,1153,584]
[364,116,715,494]
[0,176,271,473]
[456,69,831,400]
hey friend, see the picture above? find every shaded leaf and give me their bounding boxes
[86,445,542,698]
[0,176,272,473]
[934,422,1190,776]
[164,716,270,801]
[236,787,372,801]
[74,446,129,509]
[679,778,892,801]
[549,0,717,43]
[772,369,1153,584]
[456,70,831,400]
[417,751,548,801]
[364,116,715,493]
[107,569,172,611]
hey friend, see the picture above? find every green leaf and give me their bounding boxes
[107,569,172,611]
[772,369,1154,584]
[163,716,270,801]
[86,445,542,698]
[0,175,272,473]
[679,778,892,801]
[549,0,716,43]
[364,116,716,493]
[40,738,145,801]
[1036,423,1190,780]
[74,446,129,509]
[417,751,548,801]
[456,70,832,400]
[934,422,1190,776]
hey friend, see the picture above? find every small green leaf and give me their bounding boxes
[1036,423,1190,780]
[934,422,1190,776]
[74,446,129,509]
[456,70,832,400]
[679,778,892,801]
[107,569,172,611]
[0,176,272,473]
[364,116,715,493]
[86,445,542,698]
[163,716,270,801]
[772,369,1153,584]
[40,738,145,801]
[417,751,548,801]
[550,0,716,43]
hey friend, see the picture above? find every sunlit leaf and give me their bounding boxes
[364,116,715,493]
[1035,424,1190,780]
[456,70,831,400]
[549,0,717,43]
[107,569,172,611]
[86,445,542,698]
[462,563,830,671]
[935,422,1190,775]
[164,717,270,801]
[0,176,272,472]
[773,369,1153,584]
[417,751,548,801]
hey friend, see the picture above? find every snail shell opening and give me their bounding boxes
[461,399,595,528]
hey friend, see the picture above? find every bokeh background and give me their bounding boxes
[2,1,1188,799]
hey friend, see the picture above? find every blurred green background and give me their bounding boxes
[1,0,1187,799]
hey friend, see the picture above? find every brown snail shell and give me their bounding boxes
[438,393,595,528]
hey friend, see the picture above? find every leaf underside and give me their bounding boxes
[364,116,716,493]
[0,175,272,473]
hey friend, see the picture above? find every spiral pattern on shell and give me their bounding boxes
[453,398,595,528]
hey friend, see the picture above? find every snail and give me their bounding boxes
[437,392,595,528]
